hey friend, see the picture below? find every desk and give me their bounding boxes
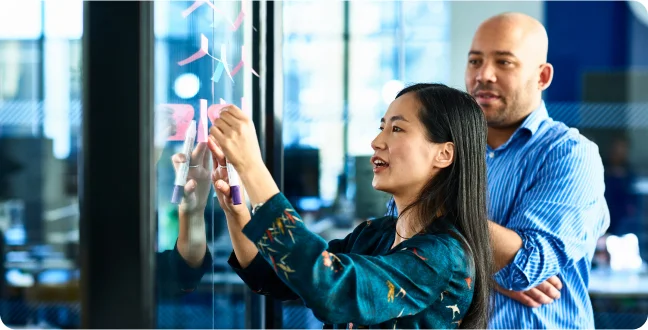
[588,270,648,328]
[589,270,648,298]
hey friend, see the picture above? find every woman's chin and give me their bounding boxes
[372,181,393,194]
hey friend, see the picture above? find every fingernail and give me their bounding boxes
[216,182,222,189]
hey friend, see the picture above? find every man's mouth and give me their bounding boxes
[474,91,500,100]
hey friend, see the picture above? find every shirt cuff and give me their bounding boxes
[242,192,287,243]
[493,231,533,291]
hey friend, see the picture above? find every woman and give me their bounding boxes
[208,83,493,328]
[159,142,213,298]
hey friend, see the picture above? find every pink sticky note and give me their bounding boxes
[208,2,236,29]
[181,0,206,18]
[230,45,260,77]
[197,99,209,143]
[230,61,243,76]
[177,34,209,66]
[241,97,251,117]
[162,104,195,141]
[208,103,231,122]
[231,11,245,31]
[214,97,251,117]
[182,0,238,30]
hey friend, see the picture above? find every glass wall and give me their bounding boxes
[280,1,451,328]
[281,0,648,328]
[543,1,648,327]
[153,0,253,328]
[0,0,82,327]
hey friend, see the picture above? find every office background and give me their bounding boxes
[0,0,646,328]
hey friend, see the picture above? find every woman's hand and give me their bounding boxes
[209,105,264,173]
[172,142,212,216]
[209,104,280,210]
[172,142,211,267]
[208,136,251,222]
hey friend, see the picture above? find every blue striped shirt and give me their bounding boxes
[487,102,609,329]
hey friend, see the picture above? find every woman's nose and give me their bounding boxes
[371,133,386,151]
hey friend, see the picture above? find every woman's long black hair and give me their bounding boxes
[389,83,494,328]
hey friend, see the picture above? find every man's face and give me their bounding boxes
[465,21,540,128]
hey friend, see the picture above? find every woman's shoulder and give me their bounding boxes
[327,216,395,254]
[399,227,472,272]
[342,215,394,236]
[401,230,462,252]
[357,215,395,231]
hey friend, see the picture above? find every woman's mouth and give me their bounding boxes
[371,156,389,173]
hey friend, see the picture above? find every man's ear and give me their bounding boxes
[539,63,554,91]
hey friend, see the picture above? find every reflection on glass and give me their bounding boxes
[154,0,252,328]
[0,3,82,328]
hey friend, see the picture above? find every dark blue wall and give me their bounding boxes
[544,1,648,102]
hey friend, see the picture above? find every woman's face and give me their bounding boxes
[371,92,451,198]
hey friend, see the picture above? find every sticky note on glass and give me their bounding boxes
[230,46,259,77]
[197,99,210,143]
[178,34,209,66]
[211,44,234,83]
[159,104,196,141]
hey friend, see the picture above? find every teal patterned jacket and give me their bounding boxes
[228,193,475,329]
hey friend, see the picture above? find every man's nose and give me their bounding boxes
[476,64,496,83]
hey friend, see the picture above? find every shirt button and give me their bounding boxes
[489,152,495,158]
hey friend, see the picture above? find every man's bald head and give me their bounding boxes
[465,12,554,131]
[478,12,549,63]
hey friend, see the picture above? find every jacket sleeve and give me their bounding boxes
[240,193,467,325]
[156,242,212,299]
[228,218,373,302]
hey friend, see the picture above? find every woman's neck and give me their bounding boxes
[392,195,422,247]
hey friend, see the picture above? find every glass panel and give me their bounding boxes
[543,2,648,327]
[154,0,252,328]
[281,0,453,327]
[0,7,82,329]
[0,1,42,39]
[282,2,345,328]
[43,1,83,39]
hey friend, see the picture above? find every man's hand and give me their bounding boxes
[496,275,563,308]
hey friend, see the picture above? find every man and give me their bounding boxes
[465,13,610,328]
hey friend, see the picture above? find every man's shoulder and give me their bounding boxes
[533,117,600,160]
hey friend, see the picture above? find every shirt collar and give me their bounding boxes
[488,101,548,152]
[518,101,548,136]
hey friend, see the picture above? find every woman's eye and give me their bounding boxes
[379,126,384,131]
[392,126,403,132]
